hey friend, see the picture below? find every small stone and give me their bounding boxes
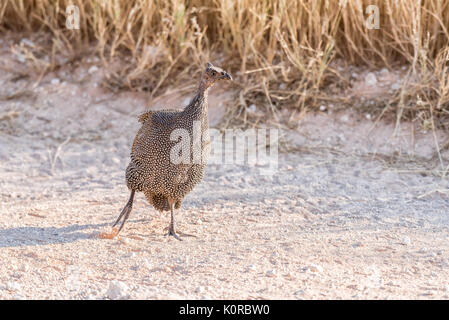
[20,38,34,47]
[248,104,257,114]
[16,54,26,63]
[195,286,205,294]
[19,264,29,272]
[391,82,400,90]
[88,65,99,74]
[401,236,411,245]
[51,78,60,85]
[266,269,277,277]
[246,264,256,272]
[309,264,323,273]
[379,68,389,76]
[365,113,372,120]
[319,105,327,111]
[106,281,129,300]
[14,293,26,300]
[6,282,21,292]
[340,115,349,123]
[294,290,305,296]
[365,72,377,86]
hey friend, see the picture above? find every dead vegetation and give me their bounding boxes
[0,0,449,129]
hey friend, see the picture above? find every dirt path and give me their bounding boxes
[1,49,449,299]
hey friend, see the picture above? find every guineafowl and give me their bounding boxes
[112,62,232,240]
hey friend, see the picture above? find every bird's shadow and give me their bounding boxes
[0,218,147,248]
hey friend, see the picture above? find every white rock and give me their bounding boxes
[265,269,277,277]
[6,282,21,291]
[365,72,377,86]
[246,264,256,271]
[19,264,29,272]
[294,289,305,296]
[88,65,99,74]
[340,115,350,123]
[107,281,129,300]
[379,68,389,76]
[51,78,60,85]
[401,236,411,245]
[308,264,323,273]
[319,105,327,111]
[248,104,257,114]
[20,38,35,47]
[195,286,205,293]
[365,113,372,120]
[16,53,26,63]
[391,82,400,90]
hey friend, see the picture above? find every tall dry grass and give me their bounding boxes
[1,0,449,128]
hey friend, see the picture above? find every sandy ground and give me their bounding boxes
[1,43,449,299]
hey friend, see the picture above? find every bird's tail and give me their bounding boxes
[144,191,181,211]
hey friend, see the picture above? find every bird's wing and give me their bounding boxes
[138,109,181,123]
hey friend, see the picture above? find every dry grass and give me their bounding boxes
[1,0,449,127]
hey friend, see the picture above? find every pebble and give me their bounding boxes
[365,72,377,86]
[247,104,257,114]
[391,82,400,90]
[340,115,349,123]
[305,264,323,273]
[20,38,35,47]
[401,236,411,245]
[106,281,129,300]
[19,264,29,272]
[88,65,99,74]
[319,105,327,111]
[195,286,205,294]
[265,269,277,277]
[379,68,389,76]
[51,78,60,85]
[16,53,26,63]
[6,282,21,292]
[294,290,305,296]
[246,264,256,272]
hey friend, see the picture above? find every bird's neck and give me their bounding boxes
[184,86,209,120]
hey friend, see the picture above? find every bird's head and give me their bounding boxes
[199,62,232,91]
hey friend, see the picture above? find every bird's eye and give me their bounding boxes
[211,71,216,76]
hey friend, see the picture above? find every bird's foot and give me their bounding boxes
[166,225,182,241]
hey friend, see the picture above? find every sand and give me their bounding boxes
[1,45,449,300]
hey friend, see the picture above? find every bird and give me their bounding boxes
[111,62,232,240]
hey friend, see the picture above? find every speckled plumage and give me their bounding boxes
[113,62,232,239]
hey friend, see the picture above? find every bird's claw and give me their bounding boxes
[167,227,182,241]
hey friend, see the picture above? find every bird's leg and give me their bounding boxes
[113,190,135,233]
[167,199,182,241]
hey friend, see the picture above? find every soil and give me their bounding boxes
[1,39,449,300]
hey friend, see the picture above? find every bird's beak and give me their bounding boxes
[223,72,232,81]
